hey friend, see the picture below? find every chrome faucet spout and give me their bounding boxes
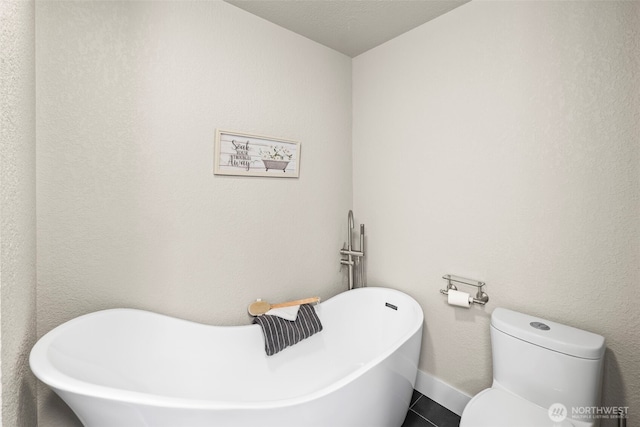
[341,210,364,291]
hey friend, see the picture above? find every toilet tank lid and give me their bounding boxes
[491,308,605,360]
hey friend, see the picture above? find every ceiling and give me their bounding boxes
[224,1,471,58]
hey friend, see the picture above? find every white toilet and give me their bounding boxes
[460,308,605,427]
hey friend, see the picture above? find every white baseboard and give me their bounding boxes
[414,369,472,416]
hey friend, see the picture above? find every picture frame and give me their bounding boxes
[214,129,300,178]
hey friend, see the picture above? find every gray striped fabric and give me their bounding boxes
[253,304,323,356]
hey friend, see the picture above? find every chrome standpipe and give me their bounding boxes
[340,210,365,290]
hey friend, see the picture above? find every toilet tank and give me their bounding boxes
[490,308,605,417]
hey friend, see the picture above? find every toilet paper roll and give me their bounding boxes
[448,289,471,308]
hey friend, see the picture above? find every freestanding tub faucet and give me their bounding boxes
[340,210,365,290]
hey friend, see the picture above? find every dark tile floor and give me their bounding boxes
[402,390,461,427]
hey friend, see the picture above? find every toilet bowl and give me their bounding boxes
[461,388,576,427]
[460,308,605,427]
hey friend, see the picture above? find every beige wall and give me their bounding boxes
[353,1,639,424]
[36,1,352,425]
[0,0,38,426]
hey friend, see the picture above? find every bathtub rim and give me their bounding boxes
[30,286,424,410]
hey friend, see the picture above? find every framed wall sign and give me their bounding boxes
[214,129,300,178]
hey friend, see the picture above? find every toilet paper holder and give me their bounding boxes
[440,274,489,305]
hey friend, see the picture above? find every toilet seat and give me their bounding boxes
[460,388,575,427]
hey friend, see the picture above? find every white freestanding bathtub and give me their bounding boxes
[30,287,423,427]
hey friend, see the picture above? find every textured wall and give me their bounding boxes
[0,0,38,426]
[353,1,639,424]
[36,1,351,425]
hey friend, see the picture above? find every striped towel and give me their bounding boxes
[253,304,323,356]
